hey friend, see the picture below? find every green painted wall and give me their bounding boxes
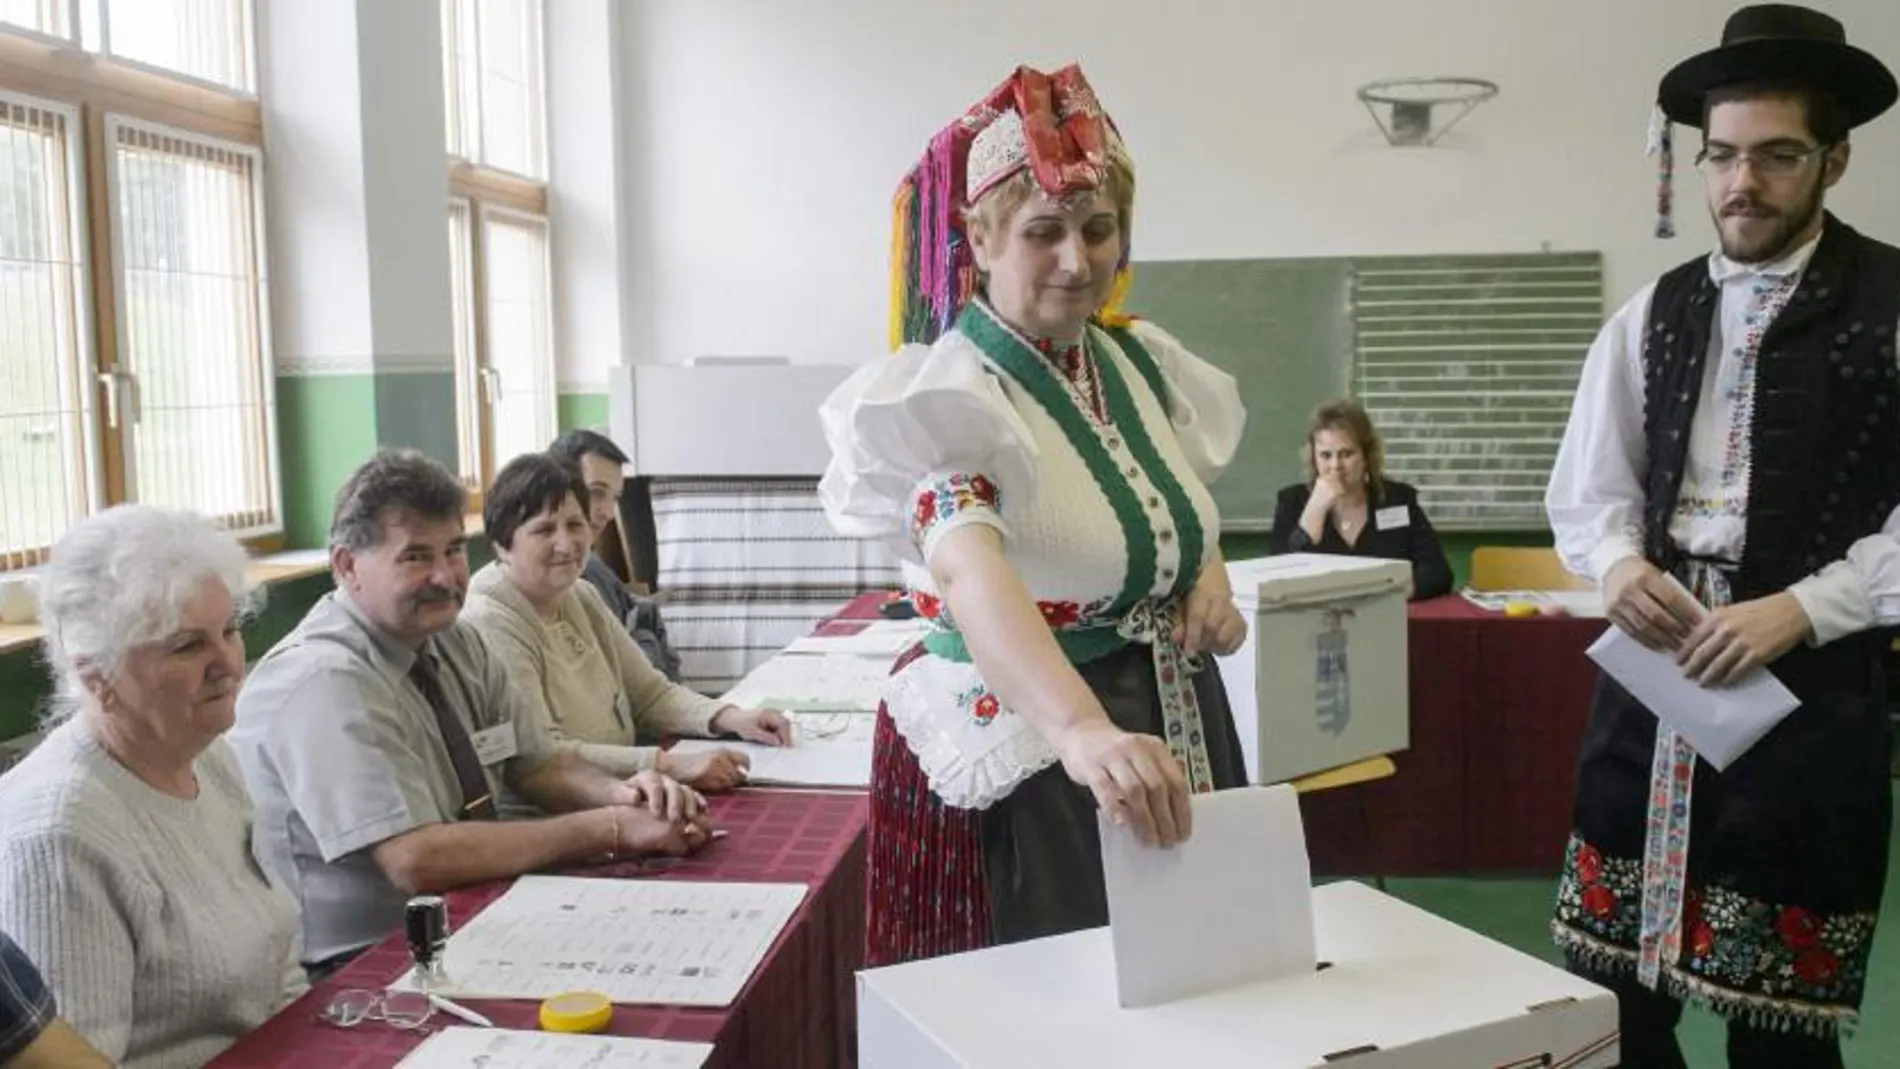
[277,371,459,549]
[0,651,50,744]
[278,373,378,549]
[557,391,609,432]
[374,371,459,471]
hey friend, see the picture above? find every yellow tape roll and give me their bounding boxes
[539,991,613,1034]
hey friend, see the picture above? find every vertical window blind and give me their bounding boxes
[107,116,276,533]
[0,93,91,570]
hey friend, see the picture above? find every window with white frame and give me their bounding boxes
[0,3,273,572]
[447,200,481,490]
[0,1,63,40]
[107,117,275,531]
[441,0,545,180]
[441,0,553,491]
[1,0,254,92]
[479,209,555,467]
[0,93,91,570]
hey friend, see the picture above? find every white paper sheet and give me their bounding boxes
[389,877,807,1006]
[1099,784,1316,1008]
[717,653,892,712]
[782,619,929,657]
[669,711,874,787]
[1585,621,1800,770]
[395,1027,713,1068]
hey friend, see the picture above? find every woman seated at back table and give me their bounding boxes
[463,453,793,795]
[1269,399,1453,599]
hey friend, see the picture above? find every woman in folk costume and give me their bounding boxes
[1547,5,1898,1066]
[819,64,1252,963]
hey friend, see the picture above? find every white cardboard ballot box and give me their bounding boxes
[858,881,1617,1068]
[1216,554,1412,783]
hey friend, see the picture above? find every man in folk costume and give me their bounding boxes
[1546,5,1898,1065]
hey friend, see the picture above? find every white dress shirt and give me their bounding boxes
[1546,228,1900,644]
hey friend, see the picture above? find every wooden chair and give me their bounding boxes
[592,516,651,596]
[1468,546,1591,592]
[612,475,661,591]
[1291,755,1396,795]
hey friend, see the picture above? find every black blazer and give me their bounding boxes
[1267,478,1453,600]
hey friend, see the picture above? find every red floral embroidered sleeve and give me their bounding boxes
[909,472,1005,558]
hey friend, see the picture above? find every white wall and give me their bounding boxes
[354,0,455,372]
[615,0,1900,366]
[258,0,453,375]
[547,0,628,394]
[257,0,374,374]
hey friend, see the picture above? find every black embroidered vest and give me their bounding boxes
[1640,216,1900,667]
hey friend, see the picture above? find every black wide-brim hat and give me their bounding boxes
[1658,4,1897,129]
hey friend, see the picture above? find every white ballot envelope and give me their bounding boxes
[1584,574,1800,770]
[1099,784,1316,1008]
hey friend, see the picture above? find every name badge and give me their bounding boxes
[469,722,518,766]
[1375,505,1410,531]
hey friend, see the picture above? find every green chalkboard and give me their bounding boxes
[1128,258,1353,531]
[1128,252,1599,533]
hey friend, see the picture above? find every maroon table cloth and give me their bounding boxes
[1300,596,1609,876]
[821,591,898,628]
[208,789,869,1069]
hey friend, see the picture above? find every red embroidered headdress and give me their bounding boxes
[889,64,1135,348]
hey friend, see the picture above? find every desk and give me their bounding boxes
[208,789,868,1069]
[1300,596,1608,876]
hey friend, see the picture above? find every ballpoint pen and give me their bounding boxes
[428,993,494,1028]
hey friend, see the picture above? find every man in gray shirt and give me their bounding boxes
[230,449,710,974]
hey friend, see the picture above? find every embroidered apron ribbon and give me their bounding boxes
[1115,598,1216,794]
[1637,271,1798,988]
[1639,561,1736,986]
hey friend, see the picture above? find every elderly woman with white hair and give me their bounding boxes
[0,506,305,1069]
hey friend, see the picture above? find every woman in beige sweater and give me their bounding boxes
[464,454,790,792]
